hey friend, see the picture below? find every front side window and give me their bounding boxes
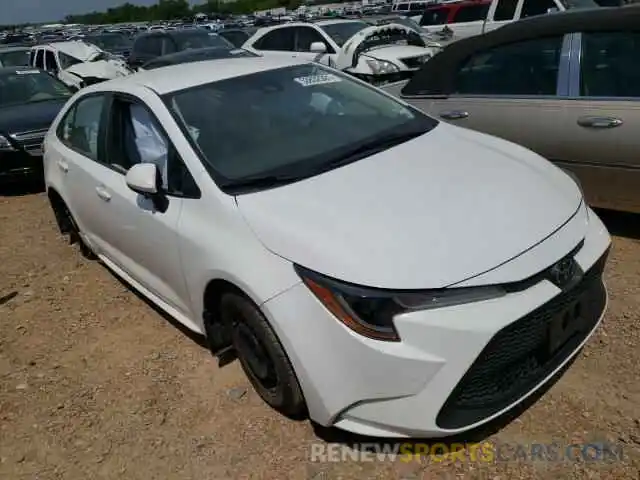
[521,0,559,18]
[0,70,72,107]
[58,95,105,160]
[454,36,563,96]
[44,50,58,72]
[580,31,640,98]
[254,29,295,51]
[493,0,518,21]
[451,4,490,23]
[420,8,449,26]
[295,27,330,52]
[164,64,438,192]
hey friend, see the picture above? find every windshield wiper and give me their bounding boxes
[305,129,427,174]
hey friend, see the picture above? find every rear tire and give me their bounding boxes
[219,292,306,418]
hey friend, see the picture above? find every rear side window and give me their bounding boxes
[57,95,106,160]
[44,50,58,72]
[34,50,44,68]
[451,4,490,23]
[454,36,563,96]
[420,8,449,26]
[580,31,640,98]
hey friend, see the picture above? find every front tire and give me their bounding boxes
[219,293,306,418]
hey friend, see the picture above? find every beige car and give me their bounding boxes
[383,6,640,213]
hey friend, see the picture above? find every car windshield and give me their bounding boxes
[321,21,369,46]
[165,63,438,192]
[86,33,132,51]
[175,32,233,50]
[0,49,30,67]
[0,69,72,107]
[560,0,598,7]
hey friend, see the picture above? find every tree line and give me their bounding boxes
[63,0,310,24]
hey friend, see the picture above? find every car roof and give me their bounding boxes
[86,56,307,95]
[136,29,209,39]
[142,47,256,68]
[31,40,101,60]
[403,5,640,96]
[314,19,369,27]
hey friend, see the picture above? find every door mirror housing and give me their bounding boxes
[126,163,159,196]
[310,41,327,53]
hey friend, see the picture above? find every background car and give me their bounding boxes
[385,6,640,213]
[0,46,31,67]
[140,45,258,70]
[0,67,72,186]
[128,29,235,68]
[83,32,133,59]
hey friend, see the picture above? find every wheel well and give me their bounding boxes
[47,188,71,234]
[47,187,65,210]
[203,279,248,317]
[202,279,248,355]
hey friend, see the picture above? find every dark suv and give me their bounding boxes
[128,29,235,68]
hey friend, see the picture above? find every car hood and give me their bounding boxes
[65,59,131,80]
[236,123,583,289]
[0,98,68,134]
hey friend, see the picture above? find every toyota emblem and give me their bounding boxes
[549,257,577,288]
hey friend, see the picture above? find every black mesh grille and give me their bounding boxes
[436,249,609,430]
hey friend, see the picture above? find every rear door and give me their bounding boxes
[559,31,640,212]
[401,35,569,163]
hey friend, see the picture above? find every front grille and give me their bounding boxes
[436,249,609,430]
[10,129,47,156]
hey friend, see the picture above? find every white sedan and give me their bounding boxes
[43,57,610,438]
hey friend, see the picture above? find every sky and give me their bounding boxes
[3,0,199,25]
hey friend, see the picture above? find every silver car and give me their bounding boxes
[384,6,640,213]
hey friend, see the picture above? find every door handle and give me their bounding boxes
[439,110,469,120]
[95,186,111,202]
[56,159,69,172]
[577,116,623,129]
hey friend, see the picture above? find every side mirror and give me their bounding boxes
[310,41,327,54]
[126,163,159,196]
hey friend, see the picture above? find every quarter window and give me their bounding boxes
[454,36,563,96]
[58,95,106,160]
[580,31,640,98]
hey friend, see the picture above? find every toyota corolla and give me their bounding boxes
[43,57,611,438]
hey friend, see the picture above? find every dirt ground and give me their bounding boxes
[1,188,639,480]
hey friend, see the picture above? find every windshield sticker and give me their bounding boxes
[15,70,40,75]
[293,73,341,87]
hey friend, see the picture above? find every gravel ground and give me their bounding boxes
[0,189,639,480]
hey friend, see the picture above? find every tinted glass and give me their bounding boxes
[34,50,44,68]
[580,31,640,97]
[521,0,559,18]
[165,64,437,188]
[321,21,369,46]
[455,36,563,95]
[44,51,57,71]
[0,49,30,67]
[452,4,489,23]
[143,48,255,69]
[219,30,250,48]
[420,8,449,26]
[174,32,232,50]
[136,37,162,56]
[86,34,132,51]
[295,27,328,52]
[0,69,71,107]
[255,29,295,51]
[494,0,517,21]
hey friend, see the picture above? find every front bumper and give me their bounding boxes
[262,207,611,438]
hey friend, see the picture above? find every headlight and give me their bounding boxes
[0,134,16,151]
[295,265,506,342]
[365,58,399,75]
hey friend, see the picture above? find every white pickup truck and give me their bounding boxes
[413,0,599,42]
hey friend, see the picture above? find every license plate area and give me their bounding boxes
[546,300,586,358]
